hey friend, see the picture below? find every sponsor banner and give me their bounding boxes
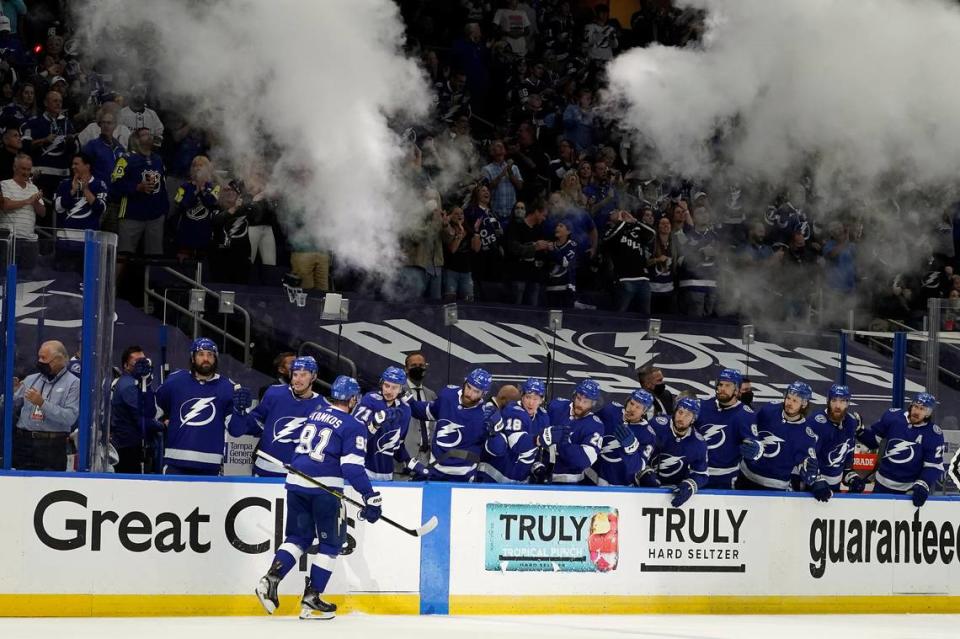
[449,486,960,597]
[0,475,421,596]
[484,503,618,572]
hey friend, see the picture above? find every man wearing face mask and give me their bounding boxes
[738,377,754,408]
[637,365,674,418]
[8,340,80,470]
[261,351,295,399]
[403,352,436,464]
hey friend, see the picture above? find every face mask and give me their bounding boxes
[407,366,427,383]
[740,391,754,406]
[654,383,666,394]
[37,361,55,380]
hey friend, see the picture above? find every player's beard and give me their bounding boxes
[829,407,845,423]
[191,361,217,377]
[716,389,736,406]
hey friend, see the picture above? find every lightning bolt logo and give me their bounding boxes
[885,439,917,464]
[376,427,402,454]
[179,397,217,427]
[758,431,784,458]
[699,423,727,450]
[272,417,307,444]
[656,454,686,478]
[828,441,852,467]
[435,420,464,448]
[517,447,537,465]
[600,435,622,463]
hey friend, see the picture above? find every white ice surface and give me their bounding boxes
[0,615,955,639]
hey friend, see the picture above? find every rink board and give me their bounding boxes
[2,472,960,616]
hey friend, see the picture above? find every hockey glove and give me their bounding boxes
[740,438,763,462]
[811,480,832,502]
[614,422,639,455]
[634,468,661,488]
[843,471,866,494]
[483,403,504,437]
[530,462,551,484]
[132,357,154,383]
[537,425,571,447]
[912,481,930,508]
[233,386,253,413]
[671,479,697,508]
[405,459,429,481]
[799,457,819,486]
[359,491,383,523]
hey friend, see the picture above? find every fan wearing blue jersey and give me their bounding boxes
[531,379,605,484]
[858,393,945,507]
[354,366,416,481]
[228,356,327,477]
[407,368,506,481]
[155,338,252,475]
[588,389,657,486]
[736,381,820,493]
[635,396,709,507]
[806,384,863,501]
[477,379,546,483]
[255,376,381,621]
[694,369,763,490]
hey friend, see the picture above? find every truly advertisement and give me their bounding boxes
[485,503,619,572]
[639,506,748,574]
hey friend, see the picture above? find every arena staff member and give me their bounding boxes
[8,340,80,470]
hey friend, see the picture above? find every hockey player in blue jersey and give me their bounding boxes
[694,369,763,490]
[477,378,547,483]
[806,384,864,501]
[857,392,945,507]
[155,338,252,475]
[736,381,819,493]
[531,379,605,484]
[353,366,416,481]
[634,396,709,507]
[255,376,381,620]
[588,389,657,486]
[407,368,506,481]
[227,356,327,477]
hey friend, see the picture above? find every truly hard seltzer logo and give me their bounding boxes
[808,510,960,578]
[485,503,620,572]
[640,507,747,573]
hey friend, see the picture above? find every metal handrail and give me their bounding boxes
[299,340,358,379]
[143,265,252,365]
[867,319,960,384]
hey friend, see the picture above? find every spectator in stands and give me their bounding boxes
[513,120,551,202]
[0,124,21,180]
[404,351,436,464]
[505,199,550,305]
[481,139,524,224]
[583,4,619,65]
[544,220,577,307]
[493,0,532,59]
[398,194,451,301]
[81,107,126,185]
[649,215,678,314]
[443,206,477,302]
[243,167,279,275]
[112,127,168,257]
[463,182,492,228]
[471,200,505,301]
[9,340,79,471]
[53,152,108,269]
[822,221,857,298]
[585,158,620,229]
[172,154,219,262]
[638,365,674,416]
[779,230,818,320]
[548,138,578,191]
[110,345,162,474]
[451,23,491,109]
[210,179,251,284]
[563,88,597,154]
[119,84,164,148]
[0,153,45,270]
[601,209,654,314]
[22,89,76,198]
[1,82,38,128]
[78,101,132,149]
[679,206,719,317]
[1,1,26,35]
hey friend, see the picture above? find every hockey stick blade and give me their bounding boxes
[255,450,439,537]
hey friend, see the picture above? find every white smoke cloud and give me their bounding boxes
[76,0,432,272]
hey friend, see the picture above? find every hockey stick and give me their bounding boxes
[255,450,439,537]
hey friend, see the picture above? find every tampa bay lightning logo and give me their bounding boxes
[600,435,622,463]
[827,441,852,467]
[376,427,402,455]
[179,397,216,427]
[517,447,537,465]
[656,454,686,478]
[272,417,307,444]
[885,438,917,464]
[699,423,726,450]
[435,420,464,448]
[758,431,784,458]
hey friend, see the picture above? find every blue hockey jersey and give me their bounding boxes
[647,414,709,488]
[739,402,818,490]
[173,181,220,249]
[227,384,328,476]
[354,391,413,481]
[545,398,604,483]
[808,408,859,487]
[859,408,945,493]
[53,176,109,248]
[287,405,373,497]
[409,386,506,481]
[476,401,543,483]
[588,402,656,486]
[155,370,238,471]
[111,151,168,221]
[694,398,758,488]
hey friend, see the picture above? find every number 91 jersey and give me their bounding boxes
[287,405,369,495]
